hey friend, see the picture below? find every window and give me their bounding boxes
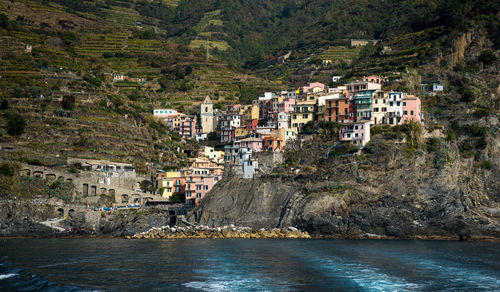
[196,193,201,198]
[355,133,358,137]
[411,110,414,115]
[355,125,358,130]
[389,102,393,106]
[293,114,297,119]
[204,185,209,190]
[175,187,180,192]
[205,107,208,112]
[347,134,351,138]
[374,108,379,112]
[403,110,408,115]
[397,102,401,106]
[375,99,378,104]
[403,102,406,106]
[382,108,387,112]
[196,185,202,190]
[303,114,308,119]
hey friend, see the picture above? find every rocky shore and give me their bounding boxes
[126,225,311,239]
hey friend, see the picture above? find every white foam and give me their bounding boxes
[183,281,229,291]
[0,273,18,280]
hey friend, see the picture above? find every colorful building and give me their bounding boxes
[339,122,371,147]
[291,100,315,132]
[402,95,423,124]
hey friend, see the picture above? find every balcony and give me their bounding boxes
[388,112,402,118]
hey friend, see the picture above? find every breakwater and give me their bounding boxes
[126,225,311,239]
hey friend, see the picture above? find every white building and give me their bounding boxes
[386,92,404,125]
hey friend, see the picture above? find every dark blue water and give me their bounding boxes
[0,239,499,291]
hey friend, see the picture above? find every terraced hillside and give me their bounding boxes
[0,0,285,169]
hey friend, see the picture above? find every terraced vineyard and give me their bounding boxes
[318,46,362,64]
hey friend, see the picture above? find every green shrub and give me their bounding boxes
[0,163,15,176]
[478,50,497,65]
[473,108,490,117]
[5,112,26,136]
[462,89,475,102]
[426,137,441,152]
[446,130,456,141]
[479,160,492,169]
[0,99,8,110]
[62,95,76,110]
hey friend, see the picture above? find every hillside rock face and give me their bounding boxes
[191,137,500,240]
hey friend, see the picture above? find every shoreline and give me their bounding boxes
[2,230,498,242]
[1,234,499,242]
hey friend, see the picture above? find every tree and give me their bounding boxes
[62,95,76,110]
[0,13,8,29]
[6,112,26,136]
[0,99,8,110]
[140,179,153,192]
[479,50,497,66]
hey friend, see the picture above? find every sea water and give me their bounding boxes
[0,238,499,291]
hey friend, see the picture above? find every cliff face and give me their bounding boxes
[191,132,500,240]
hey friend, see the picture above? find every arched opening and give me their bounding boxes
[46,174,56,181]
[58,176,64,181]
[109,189,115,196]
[100,187,107,195]
[82,184,89,196]
[21,169,31,176]
[57,208,64,216]
[131,194,141,204]
[68,209,75,216]
[90,186,97,196]
[66,178,73,183]
[168,210,176,216]
[33,171,43,177]
[121,194,129,203]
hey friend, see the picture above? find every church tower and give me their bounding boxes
[200,96,214,133]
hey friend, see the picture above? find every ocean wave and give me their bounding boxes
[0,273,18,280]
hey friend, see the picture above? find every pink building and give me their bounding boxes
[402,95,423,124]
[301,82,326,94]
[278,98,296,113]
[177,114,197,139]
[184,174,220,205]
[339,122,371,147]
[233,137,263,152]
[362,75,384,84]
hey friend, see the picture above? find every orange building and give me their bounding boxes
[324,97,350,123]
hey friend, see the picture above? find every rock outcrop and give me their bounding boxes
[190,134,500,241]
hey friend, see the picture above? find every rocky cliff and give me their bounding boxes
[191,128,500,240]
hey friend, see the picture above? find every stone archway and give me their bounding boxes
[33,171,43,177]
[82,184,89,196]
[21,169,31,176]
[46,174,56,181]
[58,176,64,181]
[131,194,141,205]
[109,189,115,196]
[66,178,73,183]
[100,187,107,195]
[57,208,64,216]
[90,186,97,196]
[121,194,129,203]
[68,209,75,216]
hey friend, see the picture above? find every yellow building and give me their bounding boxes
[291,101,316,132]
[242,105,259,127]
[202,146,224,164]
[235,128,250,139]
[158,171,180,199]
